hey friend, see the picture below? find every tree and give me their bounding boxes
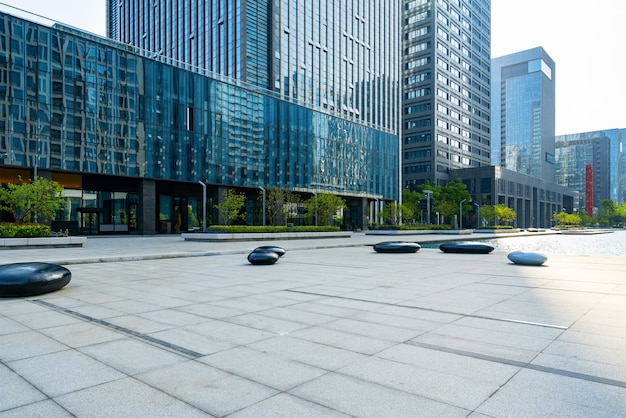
[552,211,581,227]
[480,204,516,226]
[401,189,422,223]
[379,202,413,226]
[214,189,246,225]
[0,176,65,224]
[262,188,301,226]
[304,193,346,226]
[494,204,516,225]
[432,179,471,222]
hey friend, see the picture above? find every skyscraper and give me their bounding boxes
[402,0,492,188]
[491,47,556,182]
[0,2,400,234]
[555,129,625,210]
[108,0,400,133]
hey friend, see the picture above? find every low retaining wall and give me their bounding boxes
[182,231,353,241]
[0,236,87,249]
[365,229,473,236]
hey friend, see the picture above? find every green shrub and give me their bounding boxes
[204,225,340,233]
[375,224,451,231]
[476,225,514,230]
[0,223,51,237]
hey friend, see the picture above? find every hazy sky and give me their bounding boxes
[0,0,624,135]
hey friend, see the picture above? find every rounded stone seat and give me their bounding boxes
[507,251,548,266]
[439,242,494,254]
[254,246,286,257]
[247,250,280,265]
[373,241,421,253]
[0,262,72,297]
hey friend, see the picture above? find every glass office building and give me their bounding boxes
[402,0,492,188]
[491,47,556,182]
[556,129,625,210]
[0,11,398,234]
[108,0,400,133]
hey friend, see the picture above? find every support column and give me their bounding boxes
[140,179,156,235]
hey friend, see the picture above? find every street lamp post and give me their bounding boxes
[424,190,432,225]
[198,181,206,231]
[473,202,480,228]
[459,199,466,229]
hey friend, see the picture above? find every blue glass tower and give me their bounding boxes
[0,7,398,234]
[491,47,556,182]
[108,0,400,133]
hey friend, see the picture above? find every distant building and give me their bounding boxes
[491,47,556,182]
[449,166,577,229]
[555,129,625,211]
[401,0,492,188]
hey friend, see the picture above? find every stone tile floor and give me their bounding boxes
[1,235,626,417]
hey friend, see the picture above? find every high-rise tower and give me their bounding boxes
[402,0,492,188]
[491,47,556,182]
[108,0,400,132]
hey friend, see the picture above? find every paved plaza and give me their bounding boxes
[1,234,626,417]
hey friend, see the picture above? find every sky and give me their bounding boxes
[0,0,624,135]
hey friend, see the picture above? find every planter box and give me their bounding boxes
[365,229,436,235]
[473,229,520,234]
[0,236,87,249]
[182,231,352,241]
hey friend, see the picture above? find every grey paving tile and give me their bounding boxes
[292,326,398,355]
[8,349,125,397]
[0,300,49,316]
[323,317,423,342]
[476,369,626,417]
[339,356,501,410]
[39,321,126,348]
[147,327,236,355]
[137,308,211,326]
[289,372,469,417]
[0,364,47,412]
[104,313,175,334]
[177,302,246,319]
[0,400,73,418]
[137,360,278,416]
[254,306,338,326]
[248,335,368,371]
[55,377,209,417]
[226,313,311,335]
[78,338,187,375]
[200,346,327,391]
[378,343,519,385]
[0,316,29,335]
[0,331,68,362]
[228,393,350,418]
[183,319,273,345]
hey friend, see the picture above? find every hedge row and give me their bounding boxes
[0,223,52,238]
[204,225,341,233]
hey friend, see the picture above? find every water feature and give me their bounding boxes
[424,229,626,256]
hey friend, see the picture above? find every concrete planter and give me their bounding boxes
[0,236,87,249]
[182,231,352,241]
[473,229,521,234]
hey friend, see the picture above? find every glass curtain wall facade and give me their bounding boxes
[491,47,556,182]
[555,129,625,209]
[0,12,398,233]
[108,0,400,134]
[402,0,492,188]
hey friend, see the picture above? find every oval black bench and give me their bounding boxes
[0,262,72,297]
[247,249,280,265]
[507,251,548,266]
[254,246,286,257]
[439,242,495,254]
[373,241,421,253]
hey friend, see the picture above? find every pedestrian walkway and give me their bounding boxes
[1,234,625,417]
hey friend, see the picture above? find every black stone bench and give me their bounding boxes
[0,262,72,297]
[373,241,421,253]
[439,242,495,254]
